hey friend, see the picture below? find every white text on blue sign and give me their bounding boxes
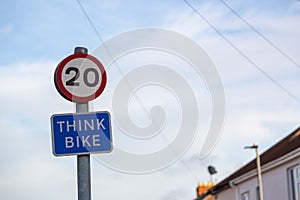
[51,112,112,156]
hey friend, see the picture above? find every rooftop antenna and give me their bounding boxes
[208,165,217,182]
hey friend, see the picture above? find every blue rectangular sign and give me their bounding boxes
[51,111,112,156]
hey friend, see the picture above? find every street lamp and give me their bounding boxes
[244,144,264,200]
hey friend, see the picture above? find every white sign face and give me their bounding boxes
[54,54,106,102]
[62,58,102,97]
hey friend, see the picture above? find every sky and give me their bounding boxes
[0,0,300,199]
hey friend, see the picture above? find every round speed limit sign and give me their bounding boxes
[54,53,107,102]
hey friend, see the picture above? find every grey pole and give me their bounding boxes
[255,145,264,200]
[75,47,91,200]
[245,144,264,200]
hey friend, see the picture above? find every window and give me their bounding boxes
[241,192,250,200]
[289,166,300,200]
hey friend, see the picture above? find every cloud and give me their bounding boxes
[288,1,300,12]
[0,1,300,200]
[160,188,188,200]
[0,61,80,200]
[0,25,13,35]
[161,0,300,184]
[0,113,76,200]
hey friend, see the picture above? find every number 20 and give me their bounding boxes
[66,67,99,87]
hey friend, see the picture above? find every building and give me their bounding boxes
[199,127,300,200]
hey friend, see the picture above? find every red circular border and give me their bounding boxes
[54,53,107,102]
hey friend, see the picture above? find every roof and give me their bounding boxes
[201,126,300,198]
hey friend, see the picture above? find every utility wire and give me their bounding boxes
[75,1,299,192]
[76,0,104,43]
[75,0,205,181]
[184,0,300,103]
[219,0,300,69]
[75,0,153,119]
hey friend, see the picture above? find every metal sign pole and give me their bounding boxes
[75,47,91,200]
[52,45,110,199]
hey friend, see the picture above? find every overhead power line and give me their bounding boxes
[75,0,208,180]
[219,0,300,69]
[183,0,300,103]
[76,0,104,43]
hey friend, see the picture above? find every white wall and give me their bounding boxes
[215,188,235,200]
[236,178,258,200]
[215,155,300,200]
[262,156,299,200]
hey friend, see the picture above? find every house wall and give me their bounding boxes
[215,188,235,200]
[215,155,300,200]
[235,178,258,200]
[262,156,299,200]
